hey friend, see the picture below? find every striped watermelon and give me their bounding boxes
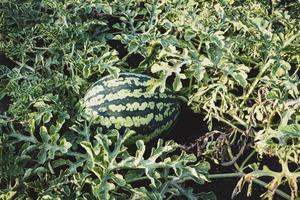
[83,73,180,143]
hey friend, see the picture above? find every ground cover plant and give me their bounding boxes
[0,0,300,199]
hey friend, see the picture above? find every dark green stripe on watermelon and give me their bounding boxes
[83,73,180,143]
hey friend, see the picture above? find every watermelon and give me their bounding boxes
[83,73,181,143]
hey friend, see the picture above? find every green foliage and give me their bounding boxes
[79,129,210,199]
[0,0,300,199]
[233,124,300,200]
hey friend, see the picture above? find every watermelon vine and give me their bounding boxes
[1,0,300,199]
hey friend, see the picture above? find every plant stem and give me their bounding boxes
[208,172,244,179]
[188,76,194,94]
[208,172,291,200]
[231,114,248,128]
[126,176,149,183]
[225,146,242,169]
[281,31,300,50]
[210,112,244,134]
[212,106,248,128]
[241,59,274,107]
[267,109,276,128]
[240,150,256,169]
[177,95,189,103]
[253,179,291,200]
[197,39,202,51]
[234,54,259,65]
[172,182,193,198]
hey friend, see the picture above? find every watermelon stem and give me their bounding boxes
[177,95,188,104]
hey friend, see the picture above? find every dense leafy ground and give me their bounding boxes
[0,0,300,199]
